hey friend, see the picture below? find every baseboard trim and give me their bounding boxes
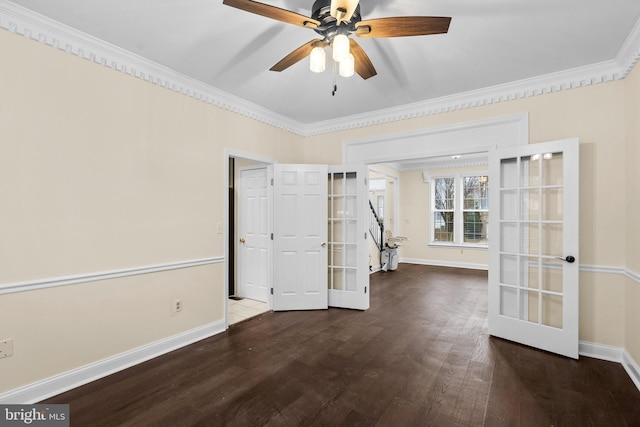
[623,350,640,392]
[0,320,226,404]
[579,341,640,392]
[400,257,488,271]
[0,256,224,295]
[579,340,624,362]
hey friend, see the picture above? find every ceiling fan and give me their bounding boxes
[222,0,451,80]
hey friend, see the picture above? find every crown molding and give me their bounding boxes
[2,1,640,137]
[616,12,640,76]
[303,59,622,136]
[0,0,307,136]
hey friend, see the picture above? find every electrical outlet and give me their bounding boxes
[173,299,183,314]
[0,338,13,359]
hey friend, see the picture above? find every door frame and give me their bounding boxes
[224,150,276,329]
[368,166,400,238]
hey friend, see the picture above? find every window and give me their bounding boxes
[462,176,489,244]
[377,195,384,220]
[431,174,489,246]
[433,177,455,243]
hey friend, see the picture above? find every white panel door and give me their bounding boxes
[488,138,579,358]
[327,165,369,310]
[237,167,270,302]
[273,164,328,311]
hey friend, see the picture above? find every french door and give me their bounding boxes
[488,138,579,358]
[327,165,369,310]
[272,164,369,311]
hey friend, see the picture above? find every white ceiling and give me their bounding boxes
[8,0,640,125]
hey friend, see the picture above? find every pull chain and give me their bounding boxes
[332,60,338,96]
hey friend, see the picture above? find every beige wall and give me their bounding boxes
[2,22,640,395]
[303,75,633,349]
[305,82,628,267]
[399,168,488,268]
[625,64,640,362]
[0,30,303,393]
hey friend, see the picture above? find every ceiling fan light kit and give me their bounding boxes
[331,33,350,63]
[222,0,451,81]
[310,45,326,73]
[339,53,355,77]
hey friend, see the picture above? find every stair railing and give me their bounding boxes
[369,200,384,252]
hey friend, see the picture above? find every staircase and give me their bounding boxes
[369,200,384,253]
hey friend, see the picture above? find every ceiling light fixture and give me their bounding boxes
[310,46,326,73]
[332,34,350,62]
[339,53,355,77]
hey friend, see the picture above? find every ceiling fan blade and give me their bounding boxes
[223,0,321,29]
[270,39,327,72]
[349,39,377,80]
[355,16,451,38]
[330,0,360,23]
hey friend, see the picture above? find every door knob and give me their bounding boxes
[556,255,575,263]
[240,238,246,244]
[321,242,327,247]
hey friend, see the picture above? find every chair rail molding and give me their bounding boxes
[0,257,224,295]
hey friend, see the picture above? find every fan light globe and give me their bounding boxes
[310,46,326,73]
[339,53,355,77]
[332,34,350,62]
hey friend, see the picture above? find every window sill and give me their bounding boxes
[428,243,488,250]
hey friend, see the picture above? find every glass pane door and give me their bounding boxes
[489,139,579,358]
[499,152,565,327]
[327,165,369,310]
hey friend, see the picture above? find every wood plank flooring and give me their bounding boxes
[43,264,640,426]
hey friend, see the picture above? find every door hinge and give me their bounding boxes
[365,177,368,186]
[364,286,367,294]
[270,288,274,295]
[270,178,274,186]
[271,233,274,240]
[365,232,367,240]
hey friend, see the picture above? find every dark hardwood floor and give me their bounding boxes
[43,264,640,426]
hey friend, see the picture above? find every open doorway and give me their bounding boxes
[345,113,527,273]
[369,153,490,271]
[226,153,273,325]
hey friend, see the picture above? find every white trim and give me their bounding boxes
[367,166,401,238]
[623,350,640,392]
[0,1,306,136]
[0,320,226,404]
[400,160,489,173]
[304,60,628,136]
[369,264,382,274]
[2,2,640,136]
[579,340,625,362]
[616,13,640,76]
[223,150,277,327]
[400,257,488,271]
[224,149,277,167]
[580,265,640,284]
[578,341,640,392]
[344,113,529,165]
[625,268,640,284]
[0,257,224,295]
[397,261,640,278]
